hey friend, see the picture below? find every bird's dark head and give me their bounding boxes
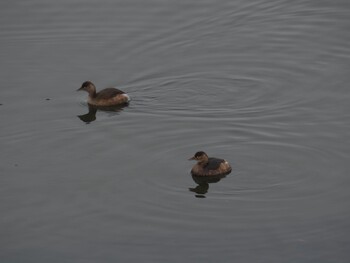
[77,81,95,91]
[77,81,96,96]
[189,151,209,164]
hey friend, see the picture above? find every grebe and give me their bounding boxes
[189,151,232,176]
[77,81,130,107]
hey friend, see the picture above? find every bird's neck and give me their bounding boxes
[88,87,97,98]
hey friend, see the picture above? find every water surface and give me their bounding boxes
[1,1,350,262]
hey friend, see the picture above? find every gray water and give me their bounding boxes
[1,1,350,262]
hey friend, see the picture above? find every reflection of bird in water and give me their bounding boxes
[189,151,232,176]
[189,174,228,198]
[77,81,130,106]
[77,104,127,124]
[189,182,209,198]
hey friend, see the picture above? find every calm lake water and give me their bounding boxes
[1,1,350,262]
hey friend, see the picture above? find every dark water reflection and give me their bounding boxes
[77,104,128,123]
[189,174,229,198]
[1,0,350,262]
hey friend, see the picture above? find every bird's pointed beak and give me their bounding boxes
[188,156,195,161]
[77,86,84,91]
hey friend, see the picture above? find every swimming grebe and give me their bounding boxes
[77,81,130,107]
[189,151,232,176]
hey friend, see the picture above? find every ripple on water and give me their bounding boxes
[127,73,297,116]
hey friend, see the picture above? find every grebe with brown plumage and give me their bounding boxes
[189,151,232,176]
[77,81,130,107]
